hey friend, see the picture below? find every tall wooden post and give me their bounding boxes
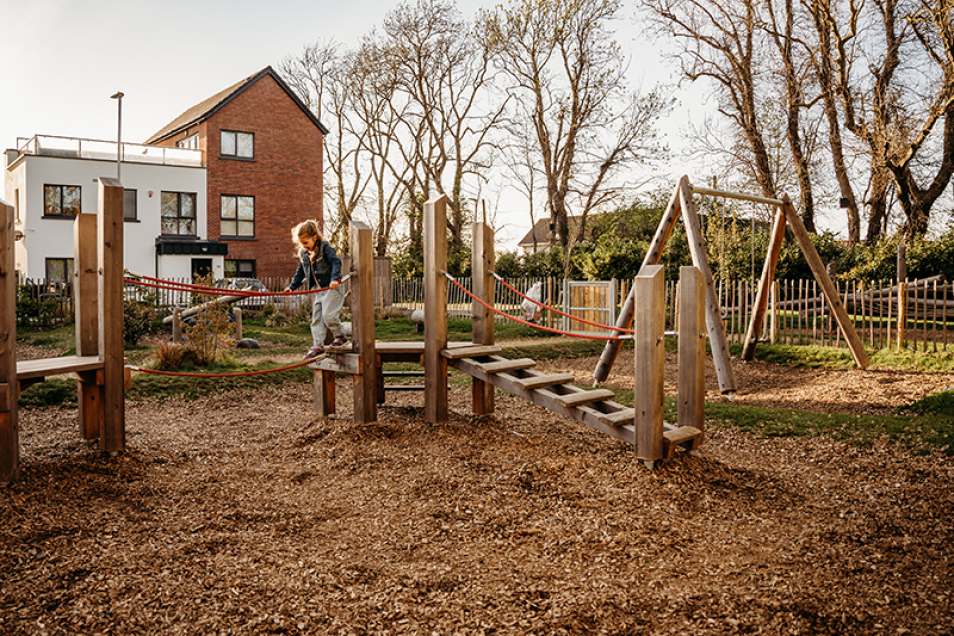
[471,221,495,415]
[0,201,18,484]
[98,177,125,454]
[779,195,870,368]
[350,221,377,423]
[74,213,102,440]
[423,195,449,423]
[742,207,786,360]
[676,179,737,394]
[634,265,665,468]
[678,266,706,435]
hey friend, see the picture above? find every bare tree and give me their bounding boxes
[482,0,669,266]
[279,42,369,252]
[831,0,954,237]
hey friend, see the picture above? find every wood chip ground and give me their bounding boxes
[2,352,952,635]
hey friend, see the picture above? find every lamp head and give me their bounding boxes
[111,91,124,99]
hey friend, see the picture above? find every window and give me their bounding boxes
[44,184,81,217]
[14,189,19,222]
[177,134,199,150]
[220,195,255,237]
[224,259,256,279]
[160,191,197,236]
[220,130,254,158]
[45,258,74,282]
[124,189,137,221]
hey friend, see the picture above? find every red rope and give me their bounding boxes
[128,359,316,378]
[493,274,635,334]
[124,274,337,297]
[445,274,626,341]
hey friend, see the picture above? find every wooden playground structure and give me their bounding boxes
[2,179,127,485]
[312,195,709,468]
[3,174,863,482]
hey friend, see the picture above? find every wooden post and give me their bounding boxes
[423,195,449,423]
[172,308,183,344]
[74,213,102,441]
[634,265,665,468]
[471,221,495,415]
[594,183,681,385]
[742,207,786,360]
[233,307,242,341]
[678,266,706,436]
[676,178,737,394]
[779,195,870,368]
[0,201,19,484]
[897,281,907,350]
[350,221,377,423]
[313,370,335,416]
[98,177,125,454]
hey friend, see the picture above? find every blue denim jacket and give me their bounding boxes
[288,240,342,290]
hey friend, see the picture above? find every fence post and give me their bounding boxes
[897,280,906,350]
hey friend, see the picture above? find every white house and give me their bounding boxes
[4,134,225,281]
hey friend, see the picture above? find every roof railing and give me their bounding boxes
[14,134,203,168]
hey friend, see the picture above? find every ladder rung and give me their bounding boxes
[551,388,616,408]
[476,358,536,374]
[663,426,703,446]
[596,408,635,426]
[511,373,575,391]
[441,345,502,359]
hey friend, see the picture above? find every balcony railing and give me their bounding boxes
[14,135,203,168]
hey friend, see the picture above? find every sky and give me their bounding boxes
[0,0,716,249]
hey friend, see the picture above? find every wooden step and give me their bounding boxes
[441,345,502,359]
[595,408,635,426]
[663,426,704,458]
[551,388,617,408]
[476,358,536,374]
[511,373,575,391]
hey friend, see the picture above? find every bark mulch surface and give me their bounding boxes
[2,355,953,635]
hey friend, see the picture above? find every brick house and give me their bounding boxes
[147,66,328,280]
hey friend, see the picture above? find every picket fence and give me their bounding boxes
[16,275,954,352]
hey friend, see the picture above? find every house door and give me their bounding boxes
[191,258,213,281]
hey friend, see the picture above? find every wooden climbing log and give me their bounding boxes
[99,177,126,454]
[74,212,102,441]
[350,221,377,423]
[678,266,706,436]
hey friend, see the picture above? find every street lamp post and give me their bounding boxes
[111,91,124,180]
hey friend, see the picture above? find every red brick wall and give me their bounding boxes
[156,73,325,280]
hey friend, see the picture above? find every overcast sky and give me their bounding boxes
[0,0,714,247]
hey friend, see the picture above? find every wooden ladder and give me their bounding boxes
[443,346,702,455]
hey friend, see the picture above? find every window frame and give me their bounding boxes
[220,130,254,160]
[43,184,82,218]
[224,259,257,279]
[45,257,75,282]
[160,191,198,237]
[219,194,256,238]
[123,188,138,222]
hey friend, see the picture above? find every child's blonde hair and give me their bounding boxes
[292,219,323,257]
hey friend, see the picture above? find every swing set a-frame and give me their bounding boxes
[592,175,870,388]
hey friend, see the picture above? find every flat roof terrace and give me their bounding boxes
[11,134,203,168]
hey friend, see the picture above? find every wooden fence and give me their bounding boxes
[16,274,954,352]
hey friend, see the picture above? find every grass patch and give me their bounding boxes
[18,378,77,409]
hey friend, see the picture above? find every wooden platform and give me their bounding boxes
[16,356,104,386]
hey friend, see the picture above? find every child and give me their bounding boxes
[286,220,348,359]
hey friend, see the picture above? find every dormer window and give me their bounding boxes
[221,130,254,159]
